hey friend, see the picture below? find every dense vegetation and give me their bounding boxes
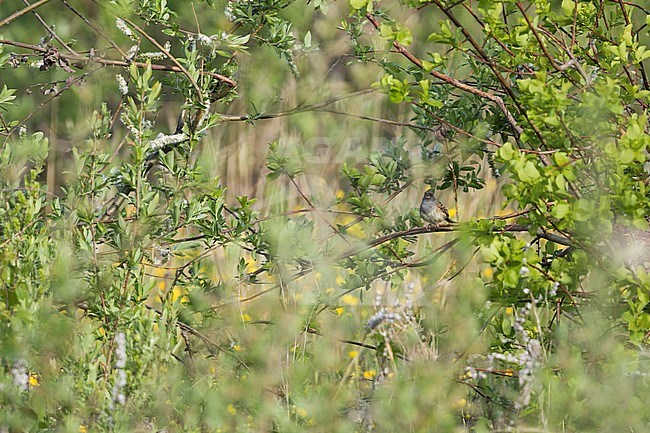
[0,0,649,431]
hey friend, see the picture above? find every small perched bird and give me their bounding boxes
[420,190,455,226]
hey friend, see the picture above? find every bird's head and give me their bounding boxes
[423,190,435,201]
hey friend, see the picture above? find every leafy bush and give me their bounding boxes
[0,0,649,431]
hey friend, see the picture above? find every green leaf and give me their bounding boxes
[503,269,519,288]
[561,0,576,17]
[519,161,540,181]
[350,0,368,10]
[552,202,570,219]
[501,317,512,335]
[380,24,393,38]
[555,174,567,192]
[0,85,16,106]
[498,143,515,161]
[619,148,634,164]
[481,244,500,264]
[421,60,435,72]
[395,28,412,46]
[553,151,570,166]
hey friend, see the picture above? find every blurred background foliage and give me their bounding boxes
[0,0,649,431]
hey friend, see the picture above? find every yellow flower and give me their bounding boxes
[363,370,376,379]
[505,307,514,315]
[335,307,344,315]
[336,275,346,286]
[79,425,87,433]
[453,398,467,409]
[335,189,345,200]
[295,407,308,418]
[241,313,252,322]
[448,208,457,218]
[341,294,359,306]
[482,267,494,278]
[347,224,365,239]
[348,350,359,358]
[150,264,168,278]
[227,404,237,415]
[125,204,136,218]
[171,286,189,303]
[29,374,40,387]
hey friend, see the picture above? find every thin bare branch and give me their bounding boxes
[0,0,51,28]
[0,39,237,86]
[60,0,129,60]
[23,0,78,56]
[121,17,204,102]
[365,13,524,137]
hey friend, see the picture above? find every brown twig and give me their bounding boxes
[365,13,524,137]
[0,0,51,28]
[234,221,572,305]
[216,88,376,122]
[3,65,103,142]
[60,0,129,60]
[288,175,352,247]
[515,2,562,73]
[143,305,251,370]
[121,17,204,102]
[23,0,79,56]
[0,39,237,86]
[615,0,649,90]
[420,2,553,160]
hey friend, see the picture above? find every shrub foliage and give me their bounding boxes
[0,0,649,431]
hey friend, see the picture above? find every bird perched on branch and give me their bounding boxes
[420,190,455,226]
